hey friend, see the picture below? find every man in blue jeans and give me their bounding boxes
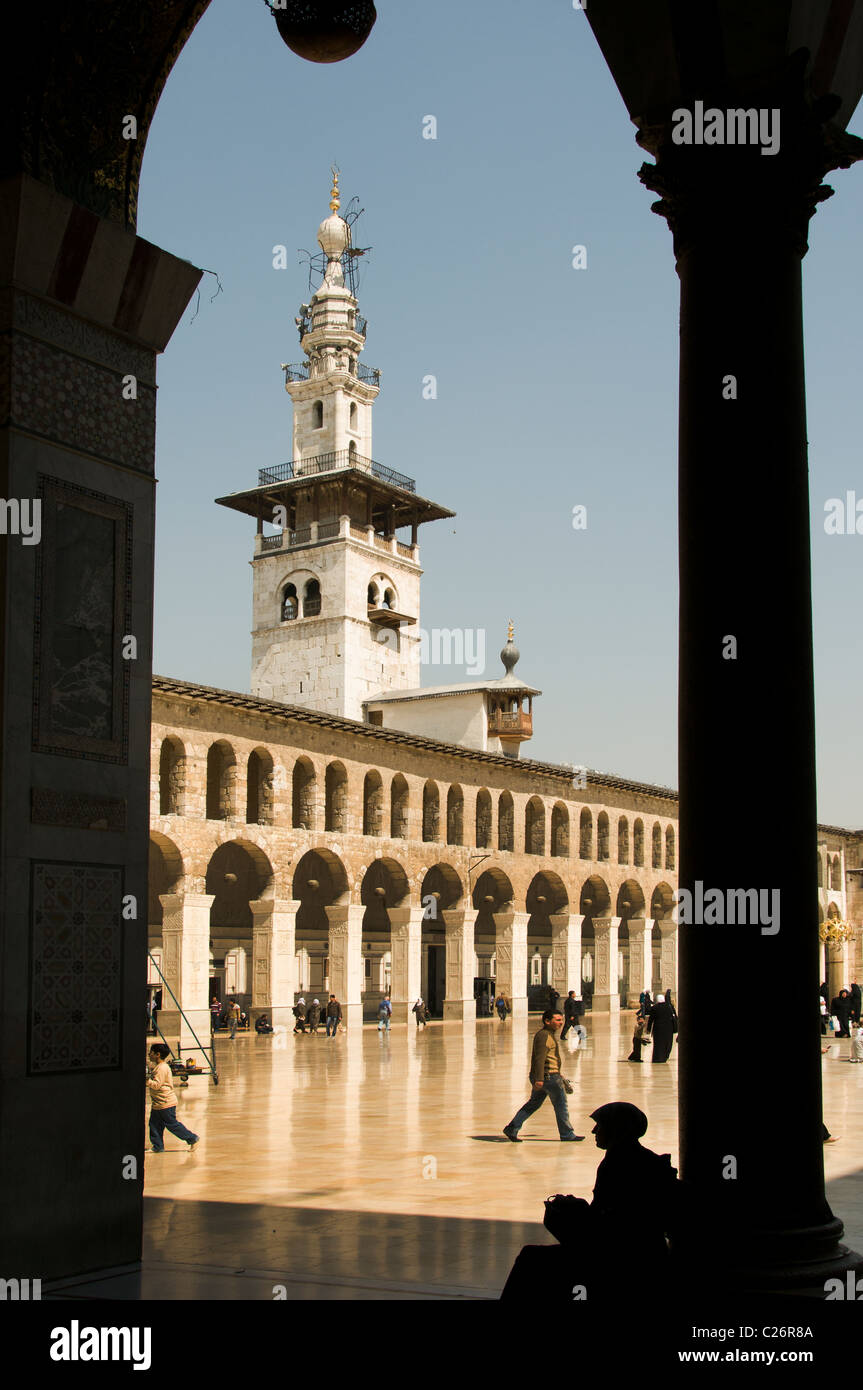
[504,1010,584,1142]
[147,1044,199,1153]
[377,995,392,1031]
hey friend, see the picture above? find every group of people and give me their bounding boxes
[292,995,343,1035]
[210,997,246,1039]
[820,981,862,1038]
[628,990,678,1063]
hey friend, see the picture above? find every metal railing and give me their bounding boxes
[303,597,322,616]
[317,520,340,539]
[261,533,283,551]
[259,451,415,492]
[356,363,381,386]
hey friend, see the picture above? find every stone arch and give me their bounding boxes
[292,755,316,830]
[281,582,298,621]
[665,825,675,871]
[446,785,464,846]
[312,399,324,429]
[525,796,545,856]
[325,760,348,832]
[527,870,569,916]
[303,576,321,617]
[359,858,410,1014]
[148,831,185,928]
[616,879,646,921]
[206,839,275,1007]
[579,807,593,859]
[292,848,349,998]
[422,780,440,842]
[206,739,237,821]
[498,791,514,852]
[421,862,464,913]
[472,867,514,977]
[597,811,610,861]
[364,770,384,836]
[246,746,275,826]
[634,818,645,867]
[651,882,676,921]
[475,788,492,849]
[390,773,409,839]
[652,822,663,869]
[551,802,569,857]
[580,874,611,919]
[526,870,568,998]
[158,735,186,816]
[618,816,629,864]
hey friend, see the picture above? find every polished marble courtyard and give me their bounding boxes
[51,1014,863,1300]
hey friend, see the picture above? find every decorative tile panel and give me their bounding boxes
[29,861,124,1074]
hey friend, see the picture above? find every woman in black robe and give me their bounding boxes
[831,989,852,1038]
[646,992,676,1063]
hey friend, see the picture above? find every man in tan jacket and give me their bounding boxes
[503,1011,583,1142]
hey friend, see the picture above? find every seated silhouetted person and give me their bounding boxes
[500,1102,686,1303]
[255,1015,274,1034]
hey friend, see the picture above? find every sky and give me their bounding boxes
[138,0,863,828]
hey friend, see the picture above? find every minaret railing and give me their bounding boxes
[258,451,415,493]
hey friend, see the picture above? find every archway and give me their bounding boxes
[360,858,410,1019]
[472,867,514,989]
[420,863,464,1016]
[579,874,611,1007]
[206,840,274,1013]
[292,849,350,1001]
[526,871,569,1005]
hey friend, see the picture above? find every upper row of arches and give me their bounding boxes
[158,738,676,867]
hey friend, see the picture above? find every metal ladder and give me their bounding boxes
[147,951,219,1084]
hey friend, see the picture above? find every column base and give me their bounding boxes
[443,999,476,1022]
[179,1010,213,1057]
[590,993,621,1014]
[340,1003,364,1031]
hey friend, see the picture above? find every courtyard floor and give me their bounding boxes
[50,1013,863,1300]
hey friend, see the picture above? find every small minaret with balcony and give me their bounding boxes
[216,172,454,721]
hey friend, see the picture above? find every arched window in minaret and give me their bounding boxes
[368,582,379,607]
[281,584,298,621]
[422,782,439,842]
[348,440,357,460]
[579,808,593,860]
[303,578,321,617]
[349,401,358,431]
[498,792,514,852]
[383,588,395,610]
[312,400,324,429]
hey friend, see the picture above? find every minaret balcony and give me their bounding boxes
[259,451,415,493]
[283,361,381,388]
[488,710,533,738]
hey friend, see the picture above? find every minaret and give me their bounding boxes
[215,173,454,720]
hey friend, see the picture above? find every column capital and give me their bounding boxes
[635,63,863,260]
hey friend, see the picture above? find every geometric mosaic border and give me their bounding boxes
[29,860,124,1075]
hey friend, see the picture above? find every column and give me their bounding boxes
[325,903,365,1030]
[638,79,863,1285]
[389,905,423,1024]
[492,909,528,1020]
[550,912,583,1000]
[159,893,214,1055]
[0,173,201,1278]
[626,918,652,1007]
[251,898,299,1029]
[442,908,477,1022]
[658,920,678,999]
[590,917,620,1014]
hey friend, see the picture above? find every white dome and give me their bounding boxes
[318,214,350,259]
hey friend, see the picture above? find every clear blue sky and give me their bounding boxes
[138,0,863,828]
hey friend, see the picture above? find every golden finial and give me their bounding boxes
[508,620,514,642]
[329,165,341,214]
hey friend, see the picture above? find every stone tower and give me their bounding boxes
[216,173,453,721]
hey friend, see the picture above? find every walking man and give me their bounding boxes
[377,995,392,1032]
[504,1010,583,1143]
[147,1044,199,1153]
[325,994,342,1036]
[228,998,241,1040]
[561,990,579,1039]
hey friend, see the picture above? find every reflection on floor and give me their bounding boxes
[48,1014,863,1300]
